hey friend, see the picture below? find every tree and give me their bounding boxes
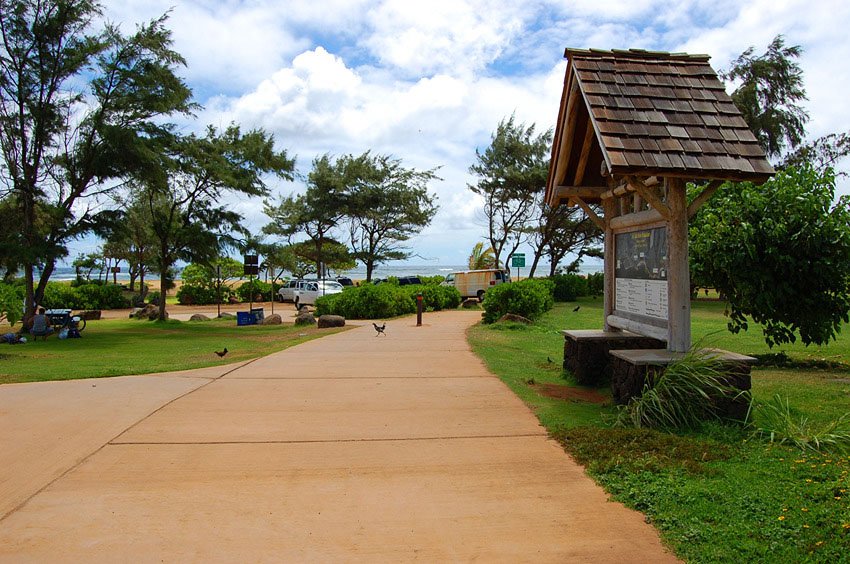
[99,197,157,293]
[468,242,496,270]
[469,115,551,269]
[0,1,193,324]
[689,164,850,347]
[347,153,439,281]
[263,154,353,276]
[525,195,602,277]
[723,35,808,159]
[143,124,294,320]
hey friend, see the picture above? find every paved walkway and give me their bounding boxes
[0,310,676,562]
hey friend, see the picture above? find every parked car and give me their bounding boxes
[277,279,308,302]
[294,280,345,308]
[373,276,422,286]
[336,277,354,286]
[441,269,511,301]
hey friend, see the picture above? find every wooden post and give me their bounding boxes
[602,198,619,332]
[666,178,690,352]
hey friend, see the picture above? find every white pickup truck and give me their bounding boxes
[293,280,345,308]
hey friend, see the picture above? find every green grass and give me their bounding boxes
[468,297,850,562]
[0,317,346,384]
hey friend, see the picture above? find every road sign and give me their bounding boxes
[511,253,526,268]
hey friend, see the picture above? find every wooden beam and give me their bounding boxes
[573,117,596,186]
[609,208,665,231]
[687,180,723,218]
[551,78,581,190]
[602,197,619,332]
[629,176,671,220]
[553,185,606,202]
[666,178,691,352]
[573,196,605,231]
[607,315,668,342]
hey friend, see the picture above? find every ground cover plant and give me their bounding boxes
[0,318,346,384]
[468,297,850,561]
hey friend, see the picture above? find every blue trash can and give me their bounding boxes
[236,311,256,326]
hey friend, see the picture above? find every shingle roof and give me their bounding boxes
[546,48,774,206]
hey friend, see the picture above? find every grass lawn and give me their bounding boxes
[0,317,347,384]
[469,297,850,562]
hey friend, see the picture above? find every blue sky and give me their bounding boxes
[71,0,850,267]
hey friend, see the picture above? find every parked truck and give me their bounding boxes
[441,269,511,301]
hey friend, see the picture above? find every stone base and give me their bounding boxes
[562,330,665,386]
[608,348,755,421]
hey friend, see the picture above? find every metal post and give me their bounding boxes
[416,293,423,326]
[216,265,221,319]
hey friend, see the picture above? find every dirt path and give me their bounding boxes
[0,310,677,562]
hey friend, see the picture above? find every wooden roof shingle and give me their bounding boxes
[546,48,774,206]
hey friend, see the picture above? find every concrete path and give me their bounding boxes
[0,310,677,562]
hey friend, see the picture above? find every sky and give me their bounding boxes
[72,0,850,269]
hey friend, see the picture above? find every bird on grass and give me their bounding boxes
[573,305,581,312]
[373,322,386,336]
[547,356,553,363]
[214,347,228,358]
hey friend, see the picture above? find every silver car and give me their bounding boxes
[294,280,344,308]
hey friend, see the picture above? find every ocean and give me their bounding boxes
[45,261,603,282]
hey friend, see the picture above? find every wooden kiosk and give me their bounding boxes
[545,49,774,412]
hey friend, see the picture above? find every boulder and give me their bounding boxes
[497,313,532,324]
[461,298,480,309]
[77,310,101,320]
[130,304,159,319]
[219,312,236,319]
[318,314,345,328]
[295,312,316,326]
[189,314,210,322]
[261,314,282,325]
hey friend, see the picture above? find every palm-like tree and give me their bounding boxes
[468,242,496,270]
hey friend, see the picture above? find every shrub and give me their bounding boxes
[176,284,220,305]
[0,283,24,325]
[552,274,588,302]
[481,279,554,323]
[405,284,461,311]
[40,281,129,310]
[586,272,604,296]
[235,279,272,302]
[418,275,446,286]
[147,291,161,305]
[315,284,416,319]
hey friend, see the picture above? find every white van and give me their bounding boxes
[441,269,511,301]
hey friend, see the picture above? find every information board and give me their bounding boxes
[614,227,668,320]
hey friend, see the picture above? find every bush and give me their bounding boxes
[0,283,24,324]
[235,279,271,302]
[147,291,161,305]
[406,284,461,311]
[315,284,416,319]
[481,279,554,323]
[418,275,446,286]
[552,274,588,302]
[176,284,220,305]
[586,272,603,296]
[40,281,129,310]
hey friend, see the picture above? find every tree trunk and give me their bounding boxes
[528,253,542,278]
[365,260,374,282]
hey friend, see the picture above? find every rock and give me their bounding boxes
[130,304,159,319]
[260,314,282,325]
[219,312,236,319]
[497,313,532,324]
[318,314,345,328]
[189,314,210,322]
[461,298,479,309]
[295,312,316,326]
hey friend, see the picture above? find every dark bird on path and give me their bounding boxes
[373,322,386,336]
[215,347,228,358]
[573,306,581,312]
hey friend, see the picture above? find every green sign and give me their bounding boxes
[511,253,525,268]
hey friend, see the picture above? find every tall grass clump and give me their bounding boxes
[614,349,738,431]
[750,394,850,453]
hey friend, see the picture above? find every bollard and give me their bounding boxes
[416,293,423,326]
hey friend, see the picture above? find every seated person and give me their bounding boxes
[30,307,54,339]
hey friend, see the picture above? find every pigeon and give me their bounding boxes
[373,322,386,336]
[573,305,581,312]
[215,347,228,358]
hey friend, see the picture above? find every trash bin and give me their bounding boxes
[251,308,264,322]
[236,311,256,326]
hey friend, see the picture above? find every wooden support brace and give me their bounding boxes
[572,196,606,231]
[687,180,722,218]
[629,176,671,220]
[573,118,596,186]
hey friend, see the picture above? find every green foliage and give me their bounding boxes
[751,395,850,453]
[613,350,741,431]
[40,282,129,310]
[175,284,220,305]
[468,242,496,269]
[723,35,808,158]
[235,279,272,302]
[315,284,415,319]
[0,283,24,325]
[586,272,604,296]
[690,164,850,347]
[410,284,461,311]
[417,275,446,285]
[481,279,554,323]
[551,274,588,302]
